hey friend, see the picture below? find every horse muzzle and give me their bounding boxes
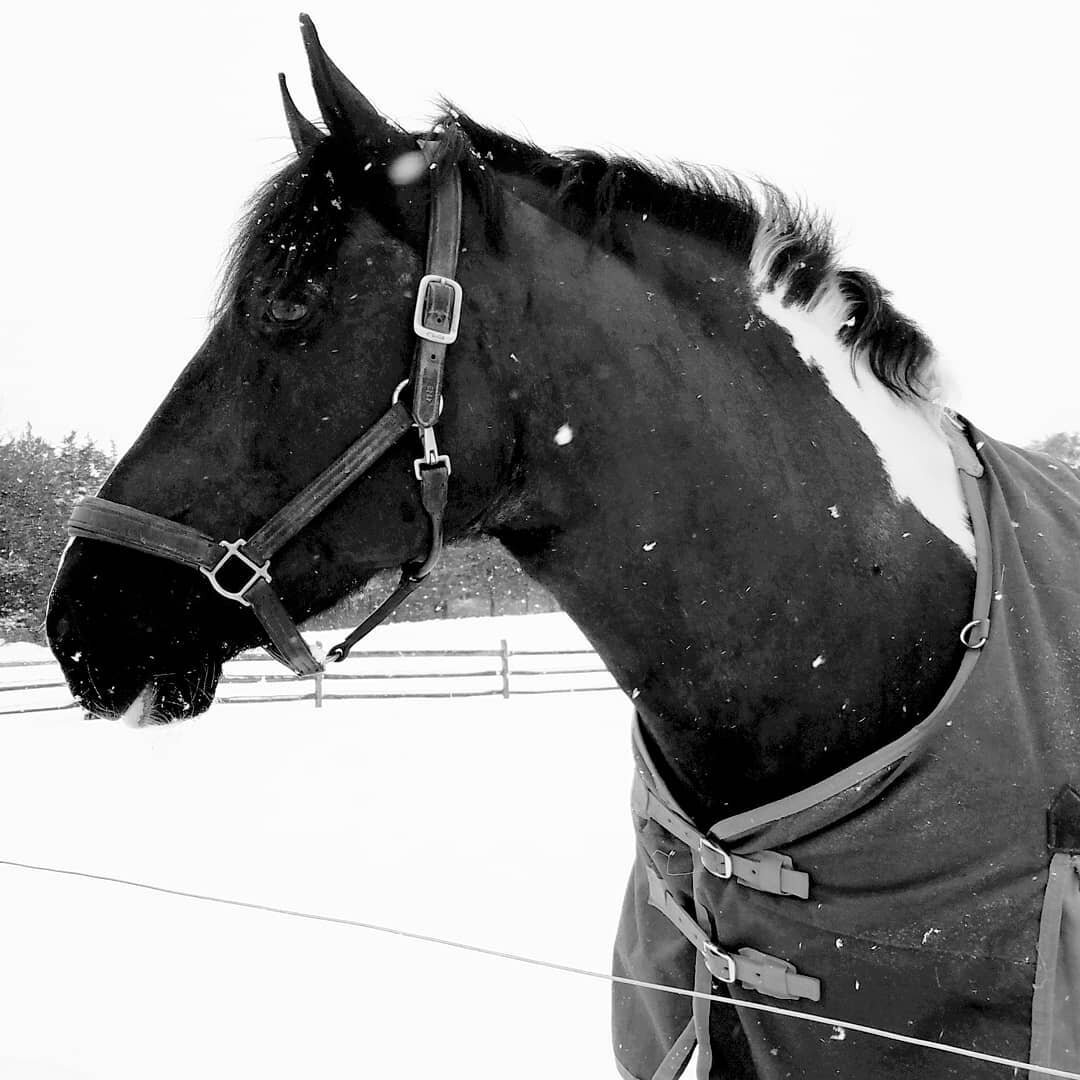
[46,540,227,723]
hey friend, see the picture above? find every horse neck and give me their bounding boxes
[489,207,976,824]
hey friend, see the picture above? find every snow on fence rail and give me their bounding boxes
[0,640,620,715]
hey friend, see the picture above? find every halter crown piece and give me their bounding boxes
[67,141,464,676]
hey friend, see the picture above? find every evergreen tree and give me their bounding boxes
[0,428,113,641]
[1027,431,1080,469]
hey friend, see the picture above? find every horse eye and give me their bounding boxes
[267,298,308,323]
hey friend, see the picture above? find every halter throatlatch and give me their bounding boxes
[67,144,463,677]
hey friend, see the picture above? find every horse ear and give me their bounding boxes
[298,14,412,158]
[278,73,323,154]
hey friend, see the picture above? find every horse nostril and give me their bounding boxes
[49,610,73,646]
[47,608,88,668]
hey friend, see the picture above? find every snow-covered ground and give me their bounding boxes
[0,615,636,1079]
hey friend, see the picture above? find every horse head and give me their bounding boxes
[46,17,523,722]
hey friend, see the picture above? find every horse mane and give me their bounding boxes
[443,110,936,400]
[220,106,937,399]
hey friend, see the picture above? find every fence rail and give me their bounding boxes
[0,639,620,715]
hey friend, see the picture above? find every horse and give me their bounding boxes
[46,16,1080,1079]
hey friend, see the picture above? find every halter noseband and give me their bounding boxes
[66,143,463,677]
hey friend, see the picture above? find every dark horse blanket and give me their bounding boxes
[613,420,1080,1079]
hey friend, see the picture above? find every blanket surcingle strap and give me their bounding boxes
[612,418,1080,1080]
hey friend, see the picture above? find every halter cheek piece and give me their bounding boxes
[66,144,463,677]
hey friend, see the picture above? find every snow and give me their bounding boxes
[0,615,635,1079]
[0,641,53,662]
[387,151,427,186]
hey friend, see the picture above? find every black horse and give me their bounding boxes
[47,17,1080,1079]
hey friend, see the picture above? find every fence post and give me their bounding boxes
[313,640,325,709]
[499,638,511,699]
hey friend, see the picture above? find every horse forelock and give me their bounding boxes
[213,113,510,322]
[216,140,354,317]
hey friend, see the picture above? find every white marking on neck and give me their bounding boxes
[750,233,974,562]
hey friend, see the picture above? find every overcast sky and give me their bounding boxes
[3,1,1077,451]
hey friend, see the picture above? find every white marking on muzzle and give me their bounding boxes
[119,684,155,728]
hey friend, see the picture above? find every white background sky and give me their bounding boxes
[2,2,1077,452]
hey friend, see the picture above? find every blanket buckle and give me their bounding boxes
[698,835,733,878]
[700,940,736,984]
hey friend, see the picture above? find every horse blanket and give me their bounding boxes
[613,419,1080,1079]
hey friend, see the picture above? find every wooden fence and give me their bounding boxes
[0,640,619,716]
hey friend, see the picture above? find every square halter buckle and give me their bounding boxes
[413,274,463,345]
[199,538,271,607]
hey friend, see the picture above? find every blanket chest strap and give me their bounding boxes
[633,771,810,898]
[646,867,821,1003]
[699,836,809,898]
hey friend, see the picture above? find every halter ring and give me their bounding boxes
[199,539,271,608]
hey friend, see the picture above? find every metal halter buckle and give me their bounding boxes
[699,834,734,879]
[701,940,736,984]
[413,274,463,345]
[414,425,451,479]
[199,538,271,607]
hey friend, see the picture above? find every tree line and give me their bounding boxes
[0,429,114,641]
[2,427,1076,644]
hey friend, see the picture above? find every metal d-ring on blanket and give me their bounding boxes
[959,617,990,649]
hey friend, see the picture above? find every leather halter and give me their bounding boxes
[67,142,463,677]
